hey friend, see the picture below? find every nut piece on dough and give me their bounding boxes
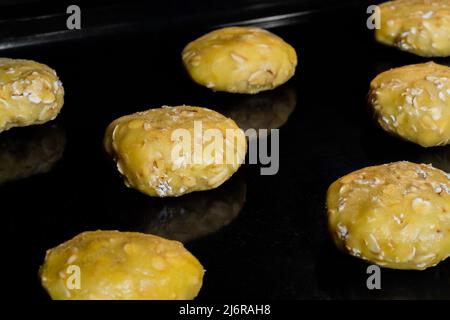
[39,230,205,300]
[104,105,247,197]
[182,27,297,94]
[375,0,450,57]
[368,62,450,147]
[0,58,64,133]
[327,161,450,270]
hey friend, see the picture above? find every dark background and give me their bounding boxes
[1,0,449,301]
[0,0,381,48]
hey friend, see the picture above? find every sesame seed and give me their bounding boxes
[422,11,433,19]
[67,255,77,264]
[230,52,246,64]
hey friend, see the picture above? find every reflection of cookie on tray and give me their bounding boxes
[217,86,297,134]
[182,27,297,93]
[0,58,64,133]
[40,230,204,300]
[145,176,246,243]
[0,125,65,185]
[414,147,450,173]
[327,161,450,270]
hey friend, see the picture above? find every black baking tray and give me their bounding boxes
[2,0,450,300]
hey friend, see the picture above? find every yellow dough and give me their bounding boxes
[104,105,247,197]
[182,27,297,94]
[368,62,450,147]
[327,161,450,270]
[0,58,64,133]
[376,0,450,57]
[40,231,204,300]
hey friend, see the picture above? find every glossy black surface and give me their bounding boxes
[2,5,450,300]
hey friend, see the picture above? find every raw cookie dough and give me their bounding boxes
[104,105,247,197]
[0,58,64,133]
[39,230,204,300]
[368,62,450,147]
[182,27,297,94]
[376,0,450,57]
[327,161,450,270]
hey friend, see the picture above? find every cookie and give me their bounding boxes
[104,105,247,197]
[327,161,450,270]
[182,27,297,93]
[0,58,64,133]
[375,0,450,57]
[368,62,450,147]
[40,230,204,300]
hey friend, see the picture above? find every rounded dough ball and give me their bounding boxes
[39,231,204,300]
[368,62,450,147]
[375,0,450,57]
[104,105,247,197]
[0,58,64,133]
[182,27,297,94]
[327,161,450,270]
